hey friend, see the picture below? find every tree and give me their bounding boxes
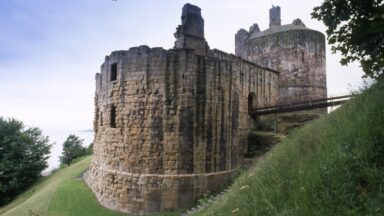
[60,135,87,166]
[86,143,93,155]
[0,117,51,206]
[312,0,384,79]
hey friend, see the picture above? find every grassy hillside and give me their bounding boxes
[0,157,127,216]
[0,156,181,216]
[197,79,384,215]
[2,79,383,216]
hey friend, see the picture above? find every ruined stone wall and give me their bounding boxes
[85,45,278,214]
[174,3,209,55]
[235,29,250,59]
[205,49,278,158]
[269,6,281,28]
[235,6,327,105]
[245,29,326,104]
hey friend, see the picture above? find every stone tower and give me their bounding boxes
[269,6,281,28]
[174,3,209,55]
[85,4,278,215]
[236,6,327,104]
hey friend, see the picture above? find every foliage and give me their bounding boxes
[0,118,51,206]
[198,77,384,215]
[87,143,93,155]
[59,135,88,166]
[312,0,384,79]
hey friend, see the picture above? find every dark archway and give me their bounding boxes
[248,92,257,117]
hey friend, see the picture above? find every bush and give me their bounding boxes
[60,135,88,166]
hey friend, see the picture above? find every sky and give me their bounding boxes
[0,0,365,169]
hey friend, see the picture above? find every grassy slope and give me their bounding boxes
[0,157,126,216]
[197,79,384,215]
[2,79,383,216]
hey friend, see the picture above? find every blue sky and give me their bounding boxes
[0,0,365,169]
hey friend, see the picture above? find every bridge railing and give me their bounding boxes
[252,94,353,116]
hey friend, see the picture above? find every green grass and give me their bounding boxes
[2,79,384,216]
[0,156,127,216]
[0,156,181,216]
[196,78,384,215]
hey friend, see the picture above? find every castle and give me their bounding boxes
[85,4,326,214]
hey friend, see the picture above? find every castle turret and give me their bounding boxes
[236,6,327,105]
[174,3,209,55]
[269,5,281,28]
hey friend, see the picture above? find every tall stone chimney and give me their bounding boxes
[269,6,281,28]
[174,3,209,55]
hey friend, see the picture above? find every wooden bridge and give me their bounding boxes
[251,95,353,117]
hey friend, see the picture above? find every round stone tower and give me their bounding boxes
[236,6,327,104]
[85,4,279,215]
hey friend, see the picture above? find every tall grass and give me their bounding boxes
[198,78,384,215]
[2,79,383,216]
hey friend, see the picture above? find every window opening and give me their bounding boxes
[110,63,117,81]
[110,106,116,128]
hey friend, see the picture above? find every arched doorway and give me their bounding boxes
[248,92,257,118]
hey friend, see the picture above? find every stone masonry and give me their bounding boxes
[85,4,279,215]
[236,6,327,104]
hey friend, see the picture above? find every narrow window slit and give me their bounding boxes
[110,106,116,128]
[110,63,117,81]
